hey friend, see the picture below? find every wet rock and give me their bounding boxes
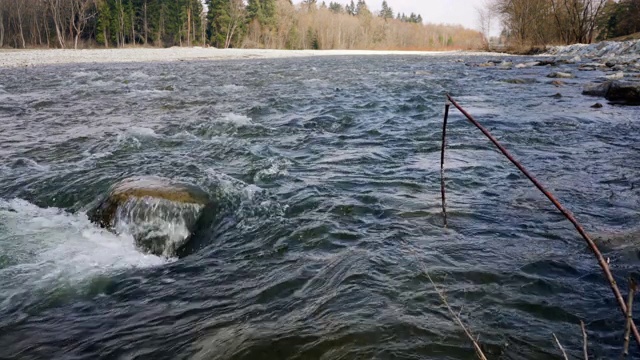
[591,102,603,108]
[606,61,616,68]
[605,71,625,80]
[88,176,211,257]
[612,65,627,72]
[547,72,574,78]
[504,78,537,84]
[478,62,496,67]
[605,81,640,105]
[515,61,541,69]
[551,93,563,99]
[551,80,566,87]
[535,60,557,66]
[578,66,597,71]
[582,81,613,97]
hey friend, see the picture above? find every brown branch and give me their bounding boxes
[553,333,569,360]
[445,94,640,350]
[580,320,588,360]
[425,271,488,360]
[624,279,637,357]
[440,100,450,228]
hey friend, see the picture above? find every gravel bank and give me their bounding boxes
[0,47,497,68]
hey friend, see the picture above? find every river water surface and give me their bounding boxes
[1,55,640,359]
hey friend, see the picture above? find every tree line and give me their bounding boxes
[0,0,483,50]
[481,0,640,47]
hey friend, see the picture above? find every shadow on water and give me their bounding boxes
[0,55,640,359]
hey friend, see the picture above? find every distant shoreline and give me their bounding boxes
[0,48,504,69]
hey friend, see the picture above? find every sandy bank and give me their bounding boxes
[0,47,498,68]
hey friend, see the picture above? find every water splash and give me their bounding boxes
[112,197,204,258]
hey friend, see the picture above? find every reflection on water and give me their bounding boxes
[1,55,640,359]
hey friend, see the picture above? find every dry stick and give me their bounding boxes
[553,333,570,360]
[624,279,637,357]
[446,94,640,350]
[440,100,451,227]
[424,271,488,360]
[580,320,588,360]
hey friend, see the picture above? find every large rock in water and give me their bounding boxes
[88,176,210,257]
[583,81,640,105]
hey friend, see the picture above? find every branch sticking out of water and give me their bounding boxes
[444,94,640,351]
[580,320,588,360]
[425,272,488,360]
[624,279,637,357]
[439,99,450,228]
[553,333,569,360]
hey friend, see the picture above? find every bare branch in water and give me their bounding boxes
[624,279,637,357]
[425,272,488,360]
[552,333,569,360]
[580,320,588,360]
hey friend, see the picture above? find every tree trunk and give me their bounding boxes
[17,2,26,48]
[187,5,191,46]
[0,6,4,48]
[143,0,148,45]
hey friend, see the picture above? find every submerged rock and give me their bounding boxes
[605,71,625,80]
[88,176,211,257]
[547,72,574,78]
[504,78,538,84]
[591,102,603,108]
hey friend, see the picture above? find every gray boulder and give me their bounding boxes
[606,81,640,105]
[583,80,640,105]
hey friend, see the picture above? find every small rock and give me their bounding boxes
[551,80,566,87]
[606,61,616,68]
[515,63,528,69]
[605,72,624,80]
[478,62,495,67]
[548,72,574,79]
[551,93,563,99]
[504,78,537,84]
[591,102,603,108]
[612,65,627,71]
[536,60,557,66]
[578,66,597,71]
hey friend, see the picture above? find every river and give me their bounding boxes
[1,54,640,359]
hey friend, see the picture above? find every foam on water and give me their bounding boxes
[219,112,253,126]
[0,199,166,308]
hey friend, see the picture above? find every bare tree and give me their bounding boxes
[476,4,493,49]
[0,1,5,47]
[71,0,96,49]
[225,0,245,48]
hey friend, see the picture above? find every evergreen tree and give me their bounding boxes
[329,2,343,14]
[345,0,356,16]
[379,0,393,19]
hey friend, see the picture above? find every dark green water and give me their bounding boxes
[1,55,640,359]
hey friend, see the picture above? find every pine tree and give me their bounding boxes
[379,0,393,19]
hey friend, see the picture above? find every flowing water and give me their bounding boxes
[1,55,640,359]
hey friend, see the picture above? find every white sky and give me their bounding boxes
[294,0,500,34]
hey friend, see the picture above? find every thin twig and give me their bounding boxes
[446,94,640,350]
[624,279,637,357]
[440,100,450,227]
[425,271,488,360]
[553,333,569,360]
[580,320,588,360]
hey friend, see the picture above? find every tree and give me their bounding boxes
[329,2,343,14]
[345,0,356,16]
[379,0,393,19]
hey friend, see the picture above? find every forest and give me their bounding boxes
[0,0,483,50]
[481,0,640,47]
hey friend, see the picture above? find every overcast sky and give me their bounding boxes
[293,0,499,34]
